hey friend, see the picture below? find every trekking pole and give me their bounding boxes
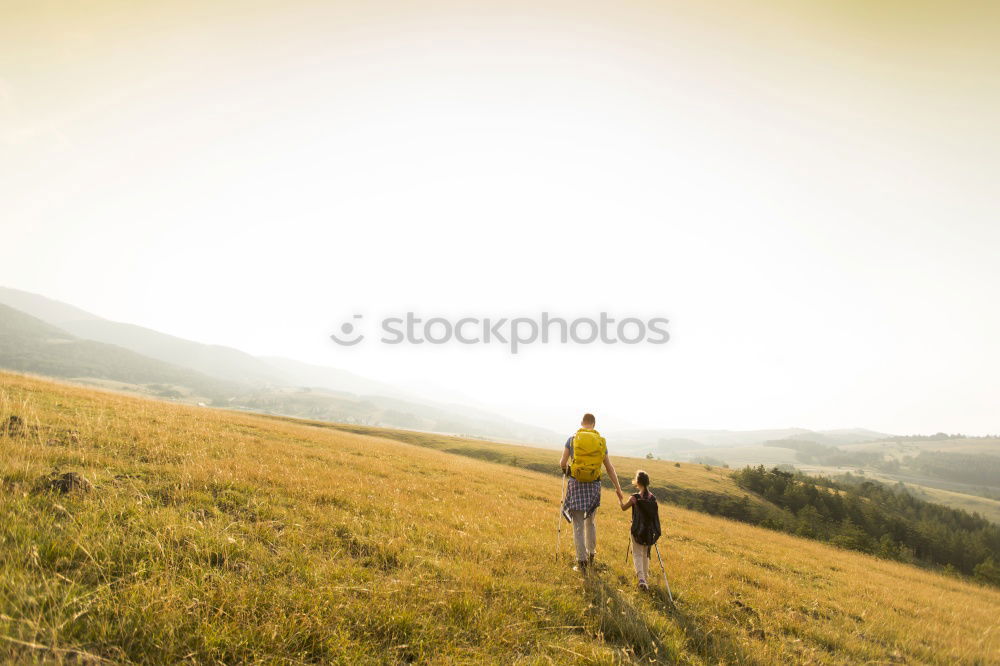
[555,471,569,560]
[624,537,631,564]
[652,543,674,604]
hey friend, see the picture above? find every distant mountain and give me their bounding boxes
[0,288,559,444]
[260,356,408,397]
[0,303,234,400]
[807,428,892,446]
[231,386,558,443]
[0,287,102,324]
[0,287,282,386]
[60,319,283,386]
[260,356,556,437]
[613,427,892,457]
[257,357,559,442]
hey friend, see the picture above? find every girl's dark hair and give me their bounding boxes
[635,470,650,488]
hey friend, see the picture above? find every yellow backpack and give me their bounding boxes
[570,428,606,482]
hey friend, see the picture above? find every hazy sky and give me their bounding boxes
[2,0,998,435]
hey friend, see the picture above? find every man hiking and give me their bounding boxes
[559,413,625,573]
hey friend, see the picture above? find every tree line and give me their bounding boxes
[728,466,1000,586]
[900,451,1000,488]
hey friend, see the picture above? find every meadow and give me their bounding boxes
[2,372,999,664]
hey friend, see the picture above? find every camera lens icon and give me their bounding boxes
[330,315,364,346]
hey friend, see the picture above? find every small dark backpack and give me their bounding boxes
[630,491,661,547]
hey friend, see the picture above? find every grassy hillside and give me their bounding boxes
[902,483,1000,526]
[838,439,1000,514]
[269,417,760,499]
[270,419,1000,580]
[2,373,999,664]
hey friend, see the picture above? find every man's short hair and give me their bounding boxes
[581,413,596,427]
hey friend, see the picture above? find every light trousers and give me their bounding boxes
[631,535,650,583]
[569,509,596,562]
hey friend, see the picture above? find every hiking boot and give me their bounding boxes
[638,580,649,591]
[573,560,588,574]
[588,553,595,567]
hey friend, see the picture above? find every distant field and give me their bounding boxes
[679,445,799,468]
[900,483,1000,525]
[691,438,1000,525]
[2,372,999,663]
[840,438,1000,457]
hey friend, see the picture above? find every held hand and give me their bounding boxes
[615,488,624,502]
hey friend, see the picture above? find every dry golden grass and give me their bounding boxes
[1,372,998,664]
[272,418,764,502]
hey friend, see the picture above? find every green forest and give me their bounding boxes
[727,466,1000,586]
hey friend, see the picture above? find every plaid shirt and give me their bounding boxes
[563,436,602,515]
[564,476,602,515]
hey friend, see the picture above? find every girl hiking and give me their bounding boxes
[619,470,661,591]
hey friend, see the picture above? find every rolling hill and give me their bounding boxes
[618,425,1000,525]
[0,288,558,444]
[1,372,998,663]
[722,436,1000,524]
[613,428,892,458]
[0,287,301,387]
[0,304,235,401]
